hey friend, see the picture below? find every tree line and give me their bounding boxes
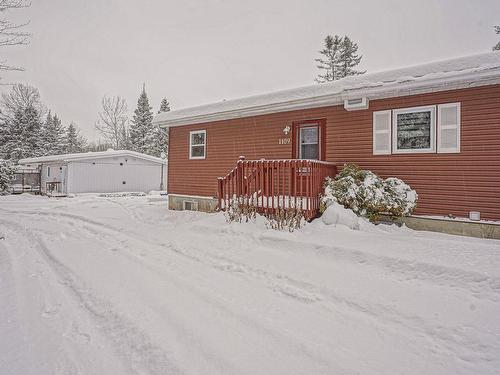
[0,83,171,162]
[94,86,170,158]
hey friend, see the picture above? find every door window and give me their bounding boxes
[299,126,319,159]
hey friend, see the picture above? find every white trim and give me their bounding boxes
[189,130,206,160]
[373,110,392,155]
[19,150,166,165]
[392,105,436,154]
[437,102,461,153]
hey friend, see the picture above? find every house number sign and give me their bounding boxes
[278,138,291,145]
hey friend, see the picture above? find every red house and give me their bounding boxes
[154,52,500,222]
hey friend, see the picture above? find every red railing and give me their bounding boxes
[217,158,337,220]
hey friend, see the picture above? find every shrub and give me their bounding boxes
[321,163,417,221]
[0,160,16,194]
[224,196,305,232]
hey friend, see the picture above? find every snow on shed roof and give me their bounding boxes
[19,149,166,165]
[154,52,500,127]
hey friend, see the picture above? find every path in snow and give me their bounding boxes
[0,194,499,375]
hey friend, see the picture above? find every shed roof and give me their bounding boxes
[154,52,500,127]
[19,150,166,165]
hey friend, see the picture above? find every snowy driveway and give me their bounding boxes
[1,194,499,375]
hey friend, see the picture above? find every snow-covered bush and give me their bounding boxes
[321,163,417,221]
[0,160,16,194]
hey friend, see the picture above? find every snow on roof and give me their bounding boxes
[154,52,500,127]
[19,149,166,165]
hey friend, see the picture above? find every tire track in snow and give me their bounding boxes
[16,208,496,365]
[5,208,500,368]
[0,219,184,375]
[1,214,343,374]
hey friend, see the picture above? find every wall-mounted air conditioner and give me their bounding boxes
[344,97,369,111]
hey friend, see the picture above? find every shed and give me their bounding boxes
[19,150,167,195]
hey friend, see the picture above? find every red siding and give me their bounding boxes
[168,84,500,220]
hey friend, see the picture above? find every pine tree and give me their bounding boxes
[3,105,43,161]
[0,159,16,193]
[65,123,87,153]
[315,35,343,83]
[129,84,155,155]
[338,36,366,78]
[315,34,365,83]
[154,97,171,158]
[41,111,66,155]
[158,98,171,114]
[494,26,500,51]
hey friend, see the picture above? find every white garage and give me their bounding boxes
[19,150,167,195]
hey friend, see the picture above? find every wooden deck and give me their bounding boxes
[217,158,337,220]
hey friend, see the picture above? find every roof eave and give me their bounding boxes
[155,69,500,128]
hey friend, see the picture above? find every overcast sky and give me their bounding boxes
[2,0,499,141]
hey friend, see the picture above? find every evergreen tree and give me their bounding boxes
[41,111,66,155]
[494,26,500,51]
[315,34,365,83]
[338,36,366,78]
[129,84,155,154]
[65,123,87,153]
[0,159,16,193]
[154,97,171,158]
[315,35,343,83]
[3,105,43,161]
[158,98,171,114]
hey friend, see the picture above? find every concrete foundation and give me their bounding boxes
[168,194,218,212]
[382,215,500,240]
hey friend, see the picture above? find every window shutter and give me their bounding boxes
[373,110,391,155]
[437,103,460,153]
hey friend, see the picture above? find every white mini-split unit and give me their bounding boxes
[344,97,369,111]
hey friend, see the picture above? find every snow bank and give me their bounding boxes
[320,202,377,232]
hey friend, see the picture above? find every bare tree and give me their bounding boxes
[0,82,45,120]
[95,95,129,149]
[0,0,31,72]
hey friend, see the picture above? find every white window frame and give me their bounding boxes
[437,102,461,153]
[298,125,320,160]
[373,110,392,155]
[189,130,206,160]
[392,105,436,154]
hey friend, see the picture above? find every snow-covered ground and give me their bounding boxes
[1,194,499,375]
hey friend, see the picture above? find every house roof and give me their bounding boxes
[19,149,167,165]
[153,52,500,127]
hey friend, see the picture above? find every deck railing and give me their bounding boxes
[217,158,337,220]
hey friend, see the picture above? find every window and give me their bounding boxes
[47,166,51,177]
[299,126,319,159]
[392,105,436,153]
[183,200,198,211]
[189,130,206,159]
